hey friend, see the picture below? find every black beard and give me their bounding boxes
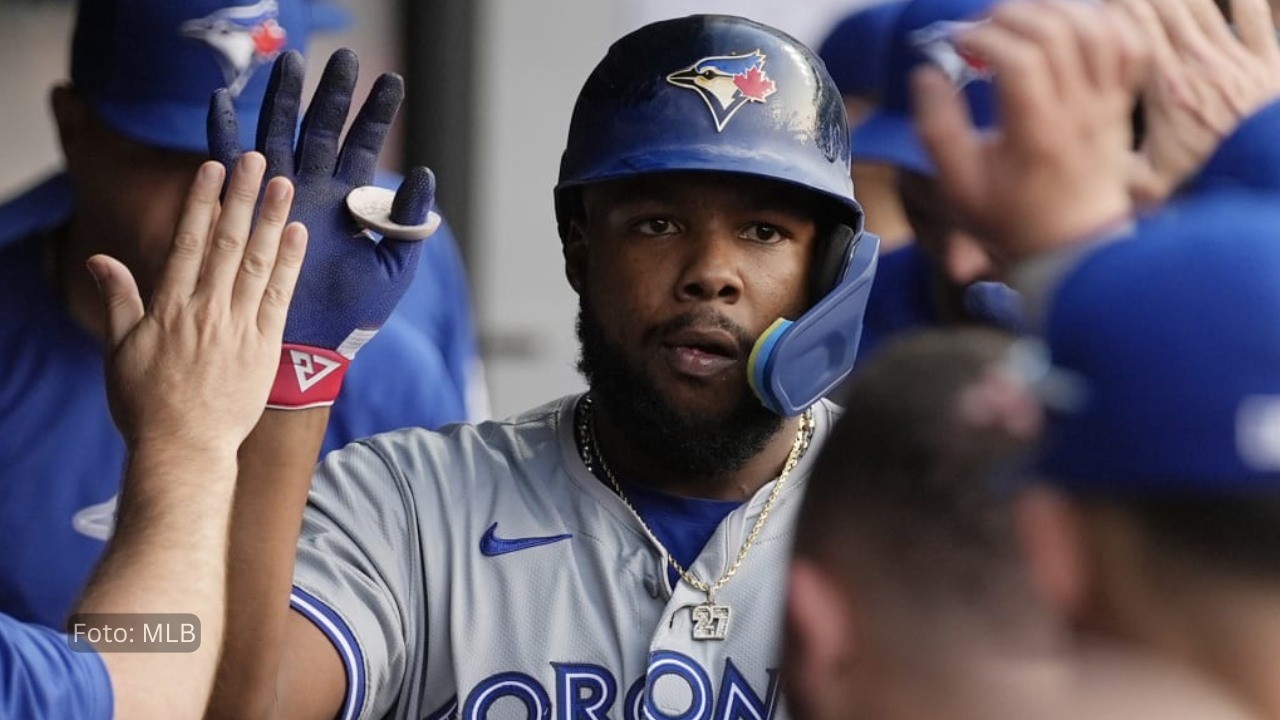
[575,297,783,482]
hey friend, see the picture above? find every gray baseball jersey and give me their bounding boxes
[290,393,838,720]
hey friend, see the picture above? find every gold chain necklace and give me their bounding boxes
[576,394,813,640]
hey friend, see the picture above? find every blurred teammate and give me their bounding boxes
[787,329,1059,720]
[0,0,484,629]
[787,328,1257,720]
[818,1,913,251]
[909,0,1280,716]
[845,0,1023,365]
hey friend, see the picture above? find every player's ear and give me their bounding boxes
[783,559,857,716]
[563,219,588,296]
[1014,486,1089,621]
[50,84,89,167]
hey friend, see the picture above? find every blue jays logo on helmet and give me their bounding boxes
[666,51,778,132]
[556,14,855,228]
[180,0,289,97]
[909,20,991,89]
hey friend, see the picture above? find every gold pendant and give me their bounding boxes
[691,602,731,640]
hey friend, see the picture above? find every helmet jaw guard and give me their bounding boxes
[750,231,881,416]
[557,14,877,416]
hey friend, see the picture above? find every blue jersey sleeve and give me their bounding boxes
[0,613,113,720]
[370,171,489,422]
[403,220,489,420]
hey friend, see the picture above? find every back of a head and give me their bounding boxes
[70,0,329,152]
[798,328,1043,648]
[1042,192,1280,587]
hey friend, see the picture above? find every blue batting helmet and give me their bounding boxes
[555,15,879,417]
[555,14,860,235]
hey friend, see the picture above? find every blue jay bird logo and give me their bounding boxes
[180,0,289,97]
[909,21,992,90]
[666,51,777,132]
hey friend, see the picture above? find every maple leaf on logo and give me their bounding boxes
[252,19,287,58]
[957,47,990,75]
[734,66,776,102]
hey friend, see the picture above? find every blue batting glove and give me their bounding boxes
[208,48,439,409]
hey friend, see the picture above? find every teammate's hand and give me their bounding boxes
[913,0,1149,260]
[90,153,307,455]
[207,48,437,409]
[1120,0,1280,205]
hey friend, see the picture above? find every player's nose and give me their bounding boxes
[675,225,744,303]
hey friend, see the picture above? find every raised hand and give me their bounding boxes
[912,0,1149,260]
[89,153,306,455]
[208,48,439,410]
[1120,0,1280,204]
[76,155,305,720]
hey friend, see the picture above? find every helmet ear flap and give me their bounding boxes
[750,230,880,416]
[809,224,857,304]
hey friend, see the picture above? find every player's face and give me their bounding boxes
[579,172,817,412]
[65,108,205,297]
[574,171,818,422]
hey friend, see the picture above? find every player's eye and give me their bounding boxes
[632,218,679,236]
[741,223,785,243]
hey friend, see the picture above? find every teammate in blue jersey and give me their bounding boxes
[817,1,913,253]
[787,0,1280,716]
[837,0,1024,367]
[891,0,1280,716]
[0,0,485,629]
[4,147,309,718]
[848,0,1280,368]
[788,329,1259,720]
[204,15,879,719]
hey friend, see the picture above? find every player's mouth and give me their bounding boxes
[661,327,741,378]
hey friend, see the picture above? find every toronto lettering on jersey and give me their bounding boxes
[447,652,782,720]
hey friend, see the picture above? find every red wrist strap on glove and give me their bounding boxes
[267,344,353,410]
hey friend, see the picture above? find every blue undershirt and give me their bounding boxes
[620,481,743,590]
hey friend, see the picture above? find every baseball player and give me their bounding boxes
[0,0,485,630]
[4,152,306,719]
[1020,198,1280,720]
[206,15,879,720]
[816,1,913,252]
[907,0,1280,716]
[844,0,1280,366]
[787,328,1258,720]
[841,0,1026,369]
[787,328,1056,720]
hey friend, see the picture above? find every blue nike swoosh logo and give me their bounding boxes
[479,522,573,557]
